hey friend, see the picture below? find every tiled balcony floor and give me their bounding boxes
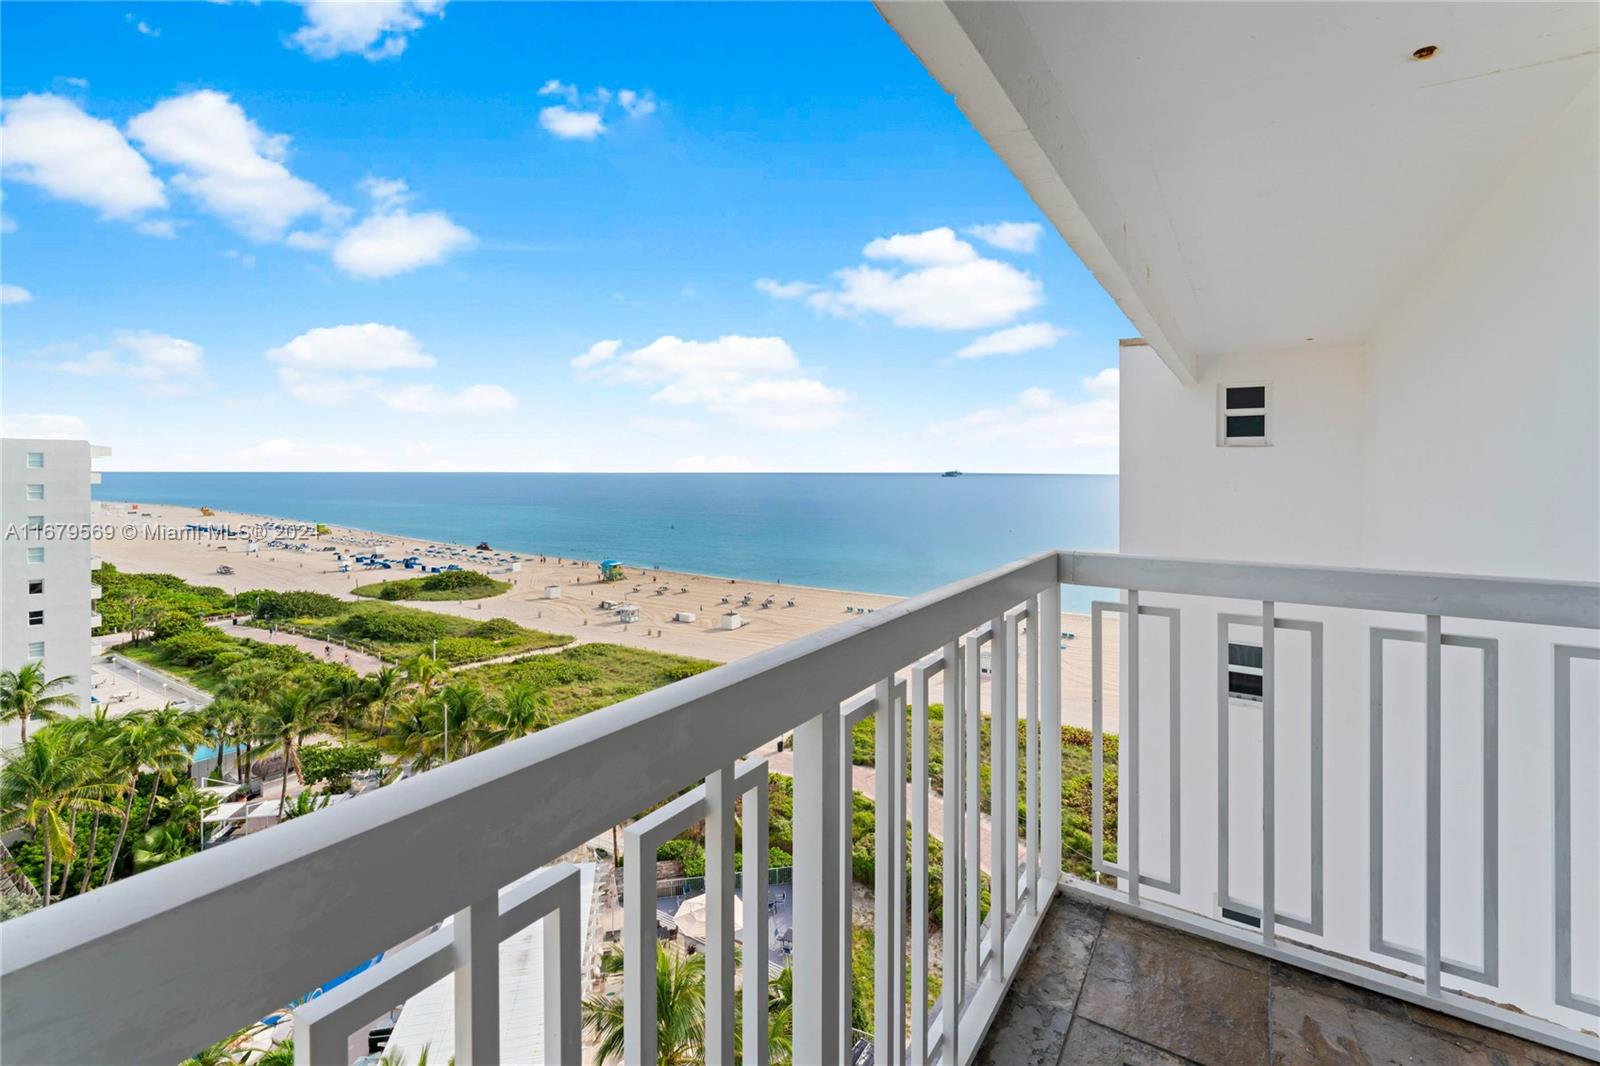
[977,894,1592,1066]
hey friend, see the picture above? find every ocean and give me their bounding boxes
[95,472,1118,607]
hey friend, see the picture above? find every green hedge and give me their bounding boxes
[353,570,511,602]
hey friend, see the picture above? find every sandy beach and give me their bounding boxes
[95,501,1120,729]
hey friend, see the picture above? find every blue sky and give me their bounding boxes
[1,1,1130,473]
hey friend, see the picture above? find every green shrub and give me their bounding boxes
[300,744,381,792]
[244,590,345,621]
[333,605,451,643]
[150,610,202,640]
[155,629,238,667]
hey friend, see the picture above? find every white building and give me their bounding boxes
[0,438,110,744]
[2,6,1595,1065]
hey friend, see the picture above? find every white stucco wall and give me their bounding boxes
[1115,77,1598,1033]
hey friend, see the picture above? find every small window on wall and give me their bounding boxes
[28,580,43,595]
[28,610,45,626]
[26,484,44,500]
[1218,383,1269,446]
[26,451,44,468]
[26,547,45,564]
[1228,642,1264,702]
[27,642,45,659]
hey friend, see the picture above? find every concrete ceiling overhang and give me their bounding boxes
[878,1,1599,382]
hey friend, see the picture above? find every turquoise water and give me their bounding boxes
[97,472,1117,607]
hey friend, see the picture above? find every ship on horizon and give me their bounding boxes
[941,469,963,478]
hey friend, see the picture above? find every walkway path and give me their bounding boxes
[206,619,385,674]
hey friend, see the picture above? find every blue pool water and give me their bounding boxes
[97,472,1118,608]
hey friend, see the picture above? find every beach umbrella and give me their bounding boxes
[673,892,743,944]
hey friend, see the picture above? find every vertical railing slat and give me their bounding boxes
[1261,600,1275,947]
[1004,612,1020,917]
[453,897,499,1065]
[1127,590,1142,904]
[794,706,845,1066]
[989,614,1009,981]
[963,635,981,983]
[1025,601,1041,914]
[623,826,657,1066]
[1424,613,1442,996]
[1042,585,1063,884]
[873,678,894,1065]
[543,893,581,1065]
[911,663,930,1065]
[743,768,770,1066]
[706,765,738,1064]
[942,639,964,1063]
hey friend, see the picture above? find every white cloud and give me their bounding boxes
[359,176,411,211]
[128,90,339,241]
[127,15,160,37]
[955,322,1070,359]
[0,215,14,233]
[539,106,605,141]
[803,226,1044,331]
[58,330,207,395]
[617,89,657,118]
[537,82,657,140]
[754,278,816,300]
[266,322,435,404]
[932,369,1119,463]
[331,206,472,278]
[0,94,166,220]
[863,226,976,267]
[572,339,621,370]
[589,335,851,430]
[382,383,517,415]
[965,221,1044,254]
[1,284,33,305]
[1,413,88,439]
[290,0,448,60]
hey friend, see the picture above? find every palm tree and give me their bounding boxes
[437,681,487,760]
[0,662,79,744]
[131,822,188,872]
[280,790,332,821]
[365,667,404,739]
[50,711,123,898]
[321,673,367,746]
[403,652,445,696]
[196,700,235,784]
[250,689,322,819]
[101,712,156,886]
[138,705,201,832]
[0,732,120,906]
[582,944,706,1066]
[159,778,220,839]
[385,697,445,773]
[475,681,550,750]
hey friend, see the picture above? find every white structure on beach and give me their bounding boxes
[0,438,110,743]
[3,6,1596,1066]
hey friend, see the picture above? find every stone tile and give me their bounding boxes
[974,994,1074,1066]
[1060,1018,1194,1065]
[1074,913,1270,1065]
[1400,999,1596,1066]
[1269,963,1548,1065]
[1006,896,1106,1013]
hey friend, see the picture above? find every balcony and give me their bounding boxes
[2,552,1596,1065]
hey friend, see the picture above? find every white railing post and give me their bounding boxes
[1424,613,1442,996]
[705,765,738,1064]
[1261,599,1275,948]
[910,659,932,1066]
[873,676,896,1066]
[541,901,581,1066]
[453,896,499,1065]
[989,613,1010,981]
[794,707,844,1066]
[1004,611,1021,916]
[1041,584,1062,883]
[742,767,770,1066]
[1025,601,1040,915]
[941,639,964,1063]
[623,828,657,1066]
[1127,590,1142,904]
[963,634,982,982]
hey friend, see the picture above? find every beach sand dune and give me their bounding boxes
[95,502,1120,729]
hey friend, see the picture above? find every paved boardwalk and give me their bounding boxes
[207,619,386,674]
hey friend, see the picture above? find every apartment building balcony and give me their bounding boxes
[3,551,1595,1065]
[89,583,103,600]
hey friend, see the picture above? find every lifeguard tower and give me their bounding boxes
[598,560,625,582]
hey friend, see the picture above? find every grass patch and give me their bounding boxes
[290,602,569,664]
[117,627,351,693]
[93,563,234,636]
[352,569,511,602]
[462,643,718,721]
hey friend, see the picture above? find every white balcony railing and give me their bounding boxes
[2,551,1596,1065]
